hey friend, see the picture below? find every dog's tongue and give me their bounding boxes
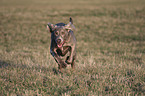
[58,43,63,48]
[57,41,65,48]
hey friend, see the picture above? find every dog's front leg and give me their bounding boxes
[50,48,67,71]
[66,46,75,64]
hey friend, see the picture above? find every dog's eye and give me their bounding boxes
[61,32,65,35]
[55,31,59,35]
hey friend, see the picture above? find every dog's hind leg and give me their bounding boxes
[71,55,76,69]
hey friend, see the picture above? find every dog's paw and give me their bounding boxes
[61,61,67,68]
[65,56,72,64]
[66,60,72,64]
[65,56,70,64]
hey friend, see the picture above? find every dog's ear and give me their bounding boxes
[47,23,57,33]
[64,17,75,31]
[70,17,73,24]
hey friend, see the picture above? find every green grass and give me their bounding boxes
[0,0,145,95]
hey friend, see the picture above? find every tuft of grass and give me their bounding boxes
[0,0,145,95]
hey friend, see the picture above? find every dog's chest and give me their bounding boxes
[58,45,68,52]
[58,46,64,52]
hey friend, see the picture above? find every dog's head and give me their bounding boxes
[47,17,75,48]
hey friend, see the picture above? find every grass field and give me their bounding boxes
[0,0,145,95]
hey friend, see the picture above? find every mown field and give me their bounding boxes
[0,0,145,95]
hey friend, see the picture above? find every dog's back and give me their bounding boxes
[56,23,66,26]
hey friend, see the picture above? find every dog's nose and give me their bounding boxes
[57,39,61,44]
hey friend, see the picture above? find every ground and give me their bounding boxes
[0,0,145,95]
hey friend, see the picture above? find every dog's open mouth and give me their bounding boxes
[57,43,63,48]
[57,41,65,48]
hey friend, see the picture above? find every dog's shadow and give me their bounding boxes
[0,60,63,75]
[0,60,11,68]
[0,60,28,69]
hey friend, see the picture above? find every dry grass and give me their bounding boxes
[0,0,145,95]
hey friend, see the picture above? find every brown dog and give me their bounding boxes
[47,17,76,72]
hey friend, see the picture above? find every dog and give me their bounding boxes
[47,17,76,72]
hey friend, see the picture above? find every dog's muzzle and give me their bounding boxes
[56,39,65,48]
